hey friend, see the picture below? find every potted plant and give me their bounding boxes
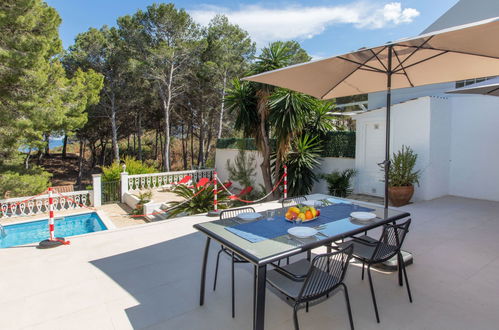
[387,145,420,206]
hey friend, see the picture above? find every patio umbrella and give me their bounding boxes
[446,76,499,96]
[244,17,499,208]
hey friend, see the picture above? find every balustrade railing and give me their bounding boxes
[0,190,92,218]
[127,169,214,191]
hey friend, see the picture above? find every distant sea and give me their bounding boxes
[20,137,65,153]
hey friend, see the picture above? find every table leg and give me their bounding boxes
[254,264,267,330]
[199,237,211,306]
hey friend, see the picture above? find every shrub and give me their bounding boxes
[167,183,229,218]
[321,169,357,197]
[0,168,52,198]
[102,156,158,182]
[132,190,153,216]
[387,145,421,187]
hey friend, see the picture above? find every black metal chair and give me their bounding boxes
[266,246,355,330]
[213,206,256,318]
[337,218,412,323]
[281,195,308,208]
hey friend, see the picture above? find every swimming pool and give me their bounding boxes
[0,212,108,248]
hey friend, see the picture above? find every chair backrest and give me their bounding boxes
[371,218,411,262]
[281,195,307,208]
[196,177,210,188]
[297,245,353,302]
[219,206,256,220]
[178,175,191,184]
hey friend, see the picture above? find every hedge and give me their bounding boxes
[217,131,355,158]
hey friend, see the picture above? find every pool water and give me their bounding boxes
[0,212,107,248]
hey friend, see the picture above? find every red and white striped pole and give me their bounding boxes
[283,165,288,199]
[48,187,55,241]
[38,187,68,248]
[208,171,221,217]
[213,171,218,212]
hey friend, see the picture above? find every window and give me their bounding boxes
[455,76,495,88]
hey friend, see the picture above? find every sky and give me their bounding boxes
[45,0,459,58]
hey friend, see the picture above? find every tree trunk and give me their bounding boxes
[44,134,50,157]
[25,149,31,170]
[110,93,120,163]
[62,134,68,158]
[256,91,275,199]
[99,139,107,166]
[197,117,204,167]
[89,141,97,169]
[154,128,159,160]
[137,112,143,161]
[217,71,227,139]
[190,117,194,169]
[76,139,86,187]
[181,122,187,169]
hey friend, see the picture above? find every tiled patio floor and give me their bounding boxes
[1,196,499,329]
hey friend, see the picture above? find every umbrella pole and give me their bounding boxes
[384,46,393,209]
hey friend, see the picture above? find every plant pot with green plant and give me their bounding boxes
[387,145,420,207]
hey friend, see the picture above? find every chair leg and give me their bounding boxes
[341,283,355,330]
[397,253,403,287]
[293,304,300,330]
[367,265,380,323]
[213,248,223,291]
[361,261,365,280]
[401,256,413,303]
[231,252,235,318]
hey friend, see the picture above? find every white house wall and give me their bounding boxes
[355,97,434,202]
[449,95,499,201]
[214,148,354,194]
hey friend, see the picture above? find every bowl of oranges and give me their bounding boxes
[284,205,320,222]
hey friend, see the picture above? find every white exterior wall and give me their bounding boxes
[214,148,266,189]
[448,95,499,201]
[311,157,356,194]
[215,148,354,193]
[355,97,434,202]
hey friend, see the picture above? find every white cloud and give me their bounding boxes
[190,2,420,47]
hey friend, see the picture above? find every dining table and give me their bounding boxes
[193,196,411,330]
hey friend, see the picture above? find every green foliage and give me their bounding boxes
[132,190,152,215]
[388,145,421,187]
[321,169,357,197]
[102,156,158,182]
[0,0,103,161]
[320,131,356,158]
[217,138,258,150]
[226,148,257,188]
[0,166,52,198]
[284,134,322,196]
[167,184,229,218]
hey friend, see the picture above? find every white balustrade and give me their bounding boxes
[126,169,215,192]
[0,190,92,218]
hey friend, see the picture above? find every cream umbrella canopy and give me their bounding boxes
[244,17,499,208]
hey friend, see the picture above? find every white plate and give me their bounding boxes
[237,212,262,221]
[287,227,318,238]
[350,212,376,222]
[302,200,322,207]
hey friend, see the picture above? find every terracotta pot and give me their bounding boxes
[388,185,414,206]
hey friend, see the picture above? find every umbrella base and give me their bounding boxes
[37,238,66,249]
[207,210,222,217]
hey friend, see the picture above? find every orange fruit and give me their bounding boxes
[305,210,313,220]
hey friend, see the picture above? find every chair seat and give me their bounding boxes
[337,237,397,263]
[267,259,340,300]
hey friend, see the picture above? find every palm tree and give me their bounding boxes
[225,41,311,198]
